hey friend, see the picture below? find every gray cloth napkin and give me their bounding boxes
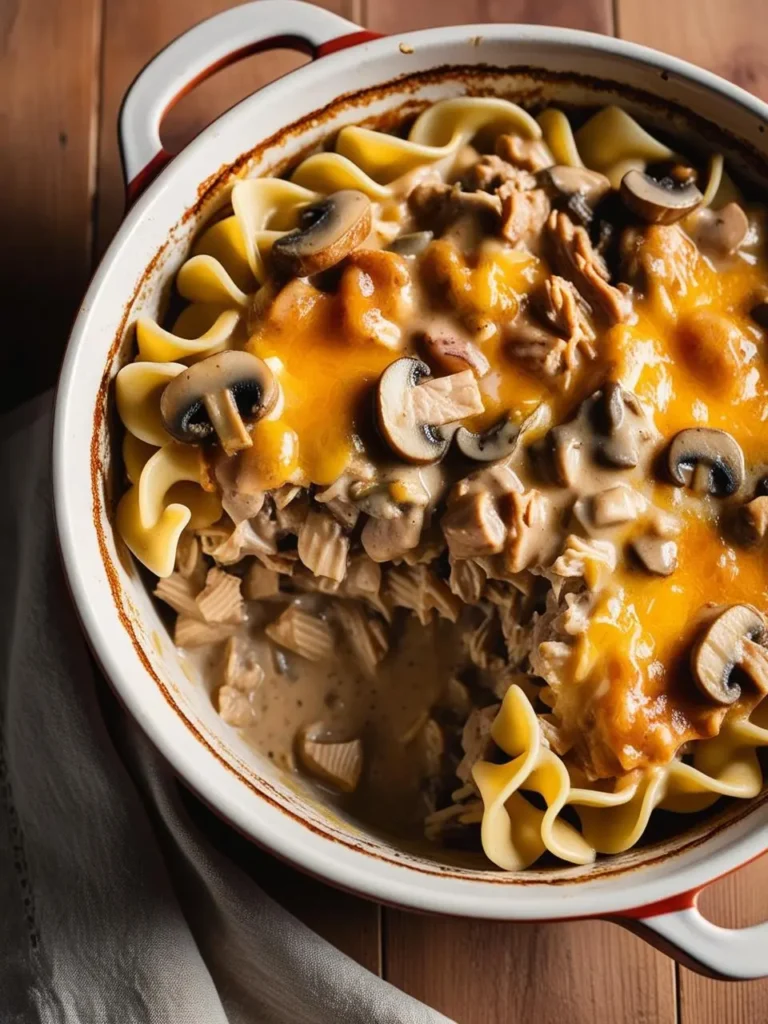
[0,396,453,1024]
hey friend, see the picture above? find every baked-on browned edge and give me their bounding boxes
[88,62,768,890]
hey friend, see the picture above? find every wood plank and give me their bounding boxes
[371,2,674,1020]
[617,0,768,103]
[618,2,768,1019]
[96,0,378,972]
[0,0,101,411]
[364,0,612,33]
[385,913,676,1024]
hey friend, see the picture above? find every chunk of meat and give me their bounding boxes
[506,319,568,379]
[495,133,554,173]
[217,686,260,728]
[462,154,537,194]
[297,507,349,583]
[361,505,424,563]
[334,602,389,676]
[548,211,634,323]
[265,605,334,661]
[249,277,323,338]
[339,249,413,350]
[503,489,560,573]
[441,490,506,560]
[410,369,485,426]
[620,222,699,304]
[532,276,596,353]
[195,568,245,625]
[408,180,502,234]
[456,705,500,783]
[499,186,551,247]
[421,333,491,378]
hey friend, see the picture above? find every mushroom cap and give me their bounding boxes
[538,165,612,205]
[456,404,547,463]
[271,190,372,277]
[387,231,434,258]
[691,603,767,705]
[620,168,703,224]
[667,427,745,496]
[160,350,278,446]
[376,357,450,464]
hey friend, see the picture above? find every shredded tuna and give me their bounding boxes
[551,535,617,590]
[265,605,334,661]
[297,508,349,583]
[462,154,537,193]
[499,187,551,247]
[495,133,554,173]
[548,210,634,323]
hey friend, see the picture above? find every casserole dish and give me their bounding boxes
[53,0,768,978]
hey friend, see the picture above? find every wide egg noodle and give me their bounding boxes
[475,685,768,869]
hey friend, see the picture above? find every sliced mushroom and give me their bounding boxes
[271,190,372,277]
[376,358,450,464]
[387,231,434,258]
[160,350,278,455]
[667,428,745,497]
[689,202,750,257]
[691,604,767,705]
[297,729,363,793]
[537,165,612,225]
[620,168,703,224]
[421,333,490,378]
[456,405,546,463]
[630,535,678,576]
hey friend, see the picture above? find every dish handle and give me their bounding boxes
[119,0,378,203]
[617,886,768,979]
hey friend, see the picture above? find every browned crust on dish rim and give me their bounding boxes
[88,62,768,889]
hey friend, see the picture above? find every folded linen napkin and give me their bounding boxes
[0,395,453,1024]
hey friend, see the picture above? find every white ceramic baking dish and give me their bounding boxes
[53,0,768,979]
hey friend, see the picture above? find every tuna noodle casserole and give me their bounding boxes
[115,97,768,870]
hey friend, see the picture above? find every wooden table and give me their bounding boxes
[4,0,767,1019]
